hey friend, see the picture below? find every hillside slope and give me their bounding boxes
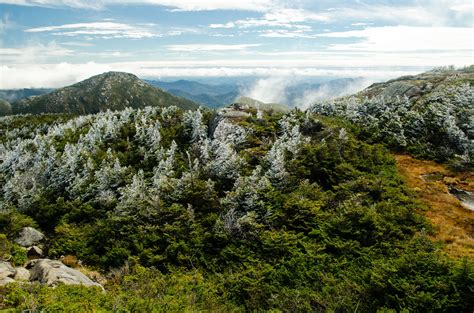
[10,72,199,115]
[310,66,474,167]
[0,104,472,311]
[358,66,474,100]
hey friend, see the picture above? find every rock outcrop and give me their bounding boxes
[27,259,103,289]
[0,258,103,289]
[13,267,30,281]
[0,261,15,278]
[0,277,15,286]
[14,227,45,247]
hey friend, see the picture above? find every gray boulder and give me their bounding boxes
[27,259,103,289]
[0,277,15,286]
[380,82,414,99]
[0,261,15,279]
[14,227,45,247]
[13,267,31,281]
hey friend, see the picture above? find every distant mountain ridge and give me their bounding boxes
[0,88,53,103]
[148,77,368,109]
[6,72,199,116]
[147,79,240,108]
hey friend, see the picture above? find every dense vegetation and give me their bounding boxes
[310,67,474,169]
[5,72,198,116]
[0,104,472,311]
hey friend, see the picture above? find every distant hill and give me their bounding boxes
[0,88,53,103]
[309,65,474,167]
[148,79,240,108]
[9,72,199,116]
[356,65,474,100]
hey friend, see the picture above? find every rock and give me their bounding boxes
[27,259,103,289]
[13,267,30,281]
[14,227,45,247]
[0,277,15,286]
[405,86,422,99]
[27,246,44,258]
[0,261,15,279]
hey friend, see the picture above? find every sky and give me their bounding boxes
[0,0,473,88]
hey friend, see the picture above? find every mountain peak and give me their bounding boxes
[9,72,199,115]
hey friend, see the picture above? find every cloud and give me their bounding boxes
[351,23,372,26]
[239,76,375,108]
[0,61,434,89]
[25,22,158,39]
[0,42,74,63]
[0,13,13,35]
[61,41,95,47]
[166,44,261,52]
[209,22,235,29]
[292,78,373,109]
[259,29,314,38]
[335,1,473,27]
[221,8,327,30]
[318,26,473,52]
[0,0,277,11]
[242,76,290,104]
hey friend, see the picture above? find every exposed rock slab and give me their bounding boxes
[14,267,31,281]
[0,261,15,279]
[0,277,15,286]
[14,227,45,247]
[27,259,102,289]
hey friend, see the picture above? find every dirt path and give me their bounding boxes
[394,154,474,259]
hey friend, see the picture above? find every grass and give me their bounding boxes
[394,154,474,258]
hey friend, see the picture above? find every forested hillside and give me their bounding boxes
[0,101,472,311]
[6,72,199,116]
[310,66,474,169]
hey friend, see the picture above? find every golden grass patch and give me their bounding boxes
[394,154,474,258]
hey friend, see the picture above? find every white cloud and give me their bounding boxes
[0,0,103,9]
[61,41,95,47]
[242,76,290,104]
[334,1,473,27]
[259,29,314,38]
[166,44,261,51]
[292,78,373,109]
[0,60,447,89]
[209,22,235,29]
[0,0,277,11]
[351,22,372,26]
[25,22,157,39]
[0,13,13,35]
[241,75,375,109]
[318,26,474,52]
[228,8,327,29]
[0,42,74,63]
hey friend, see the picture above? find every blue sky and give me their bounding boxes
[0,0,472,88]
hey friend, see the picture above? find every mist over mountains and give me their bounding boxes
[149,76,371,108]
[1,76,373,112]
